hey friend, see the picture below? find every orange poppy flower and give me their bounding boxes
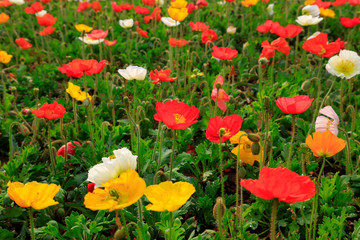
[305,130,346,157]
[168,38,190,47]
[0,12,9,23]
[136,26,149,38]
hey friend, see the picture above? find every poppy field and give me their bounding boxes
[1,0,360,239]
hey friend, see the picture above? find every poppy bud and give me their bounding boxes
[247,133,260,142]
[82,98,90,107]
[107,100,114,109]
[20,125,31,136]
[87,183,95,193]
[238,166,246,178]
[114,228,126,240]
[215,82,222,90]
[123,96,130,108]
[57,208,65,217]
[251,142,261,155]
[342,96,348,104]
[199,80,208,90]
[301,80,312,91]
[140,108,146,120]
[199,105,205,115]
[213,197,226,224]
[33,87,39,97]
[22,108,32,116]
[259,57,269,65]
[326,79,334,88]
[264,96,270,110]
[229,95,235,104]
[299,143,308,153]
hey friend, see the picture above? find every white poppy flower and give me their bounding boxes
[267,4,274,16]
[155,0,164,6]
[326,50,360,79]
[296,15,323,26]
[118,65,147,80]
[119,19,134,29]
[87,148,137,188]
[315,106,339,136]
[35,10,47,17]
[9,0,25,5]
[78,34,105,45]
[302,5,320,17]
[161,17,180,27]
[227,26,236,35]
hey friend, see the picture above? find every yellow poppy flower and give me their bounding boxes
[304,0,316,5]
[75,24,93,33]
[7,181,60,210]
[66,82,92,102]
[0,12,9,24]
[168,7,188,22]
[170,0,188,8]
[320,8,335,18]
[305,130,346,157]
[230,131,260,166]
[84,169,146,212]
[145,181,195,212]
[0,50,12,64]
[241,0,259,7]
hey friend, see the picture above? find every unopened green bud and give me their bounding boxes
[20,125,31,136]
[247,133,260,142]
[123,96,130,108]
[301,80,312,91]
[114,228,126,240]
[213,197,226,224]
[107,100,114,109]
[199,81,208,90]
[251,142,261,155]
[264,96,270,110]
[82,98,90,107]
[145,102,154,112]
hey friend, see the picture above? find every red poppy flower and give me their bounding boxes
[350,0,360,5]
[196,0,208,7]
[275,95,314,115]
[41,0,51,3]
[118,3,133,11]
[256,20,274,33]
[142,0,155,6]
[261,37,291,55]
[168,38,190,47]
[32,101,66,120]
[187,3,196,13]
[134,6,150,15]
[262,0,270,2]
[57,141,81,157]
[302,33,340,57]
[241,167,316,203]
[211,75,230,112]
[144,7,161,23]
[36,13,57,26]
[77,1,92,12]
[92,1,101,12]
[201,29,218,44]
[153,100,199,130]
[104,40,117,47]
[136,26,149,38]
[335,38,345,50]
[259,47,275,67]
[340,17,360,27]
[150,69,177,84]
[189,21,210,31]
[111,2,123,12]
[0,0,12,7]
[332,0,348,5]
[25,2,44,14]
[205,115,243,143]
[313,0,332,8]
[257,20,302,38]
[39,26,55,36]
[211,46,238,60]
[87,183,96,193]
[57,59,107,78]
[87,29,108,40]
[15,38,32,49]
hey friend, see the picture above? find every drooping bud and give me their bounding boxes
[301,80,312,91]
[123,96,130,108]
[114,228,126,240]
[251,142,261,155]
[247,133,260,142]
[107,100,114,109]
[199,80,208,90]
[213,197,226,224]
[82,98,90,107]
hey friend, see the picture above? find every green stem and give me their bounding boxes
[219,137,225,201]
[270,199,279,240]
[168,211,173,240]
[120,210,130,240]
[48,124,56,173]
[287,115,296,169]
[29,208,36,240]
[153,124,166,184]
[72,99,79,138]
[169,129,176,180]
[235,134,246,233]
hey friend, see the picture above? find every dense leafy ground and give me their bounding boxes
[1,0,360,239]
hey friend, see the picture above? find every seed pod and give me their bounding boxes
[216,82,222,90]
[247,133,260,142]
[213,197,226,224]
[251,142,261,155]
[107,100,114,109]
[114,228,126,240]
[301,80,312,91]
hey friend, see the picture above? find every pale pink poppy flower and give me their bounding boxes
[315,106,339,136]
[211,75,230,112]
